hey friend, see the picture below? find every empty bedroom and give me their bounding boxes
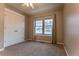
[0,3,79,56]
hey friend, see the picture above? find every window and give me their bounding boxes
[34,18,53,35]
[44,19,53,35]
[35,20,43,34]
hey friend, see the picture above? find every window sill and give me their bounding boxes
[33,34,52,36]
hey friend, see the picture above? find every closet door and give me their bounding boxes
[4,8,25,47]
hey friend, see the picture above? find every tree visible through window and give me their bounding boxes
[34,18,53,35]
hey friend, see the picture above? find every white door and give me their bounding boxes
[4,8,25,47]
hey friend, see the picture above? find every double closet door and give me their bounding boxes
[4,8,25,47]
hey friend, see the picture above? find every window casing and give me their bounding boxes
[34,18,53,35]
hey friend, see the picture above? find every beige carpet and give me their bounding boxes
[0,41,66,56]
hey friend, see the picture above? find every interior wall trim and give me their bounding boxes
[57,42,69,56]
[63,45,69,56]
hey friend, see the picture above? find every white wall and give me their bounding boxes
[64,4,79,56]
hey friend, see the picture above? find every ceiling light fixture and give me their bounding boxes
[22,3,34,8]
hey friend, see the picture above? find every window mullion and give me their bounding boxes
[42,20,44,35]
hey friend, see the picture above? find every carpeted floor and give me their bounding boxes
[0,41,67,56]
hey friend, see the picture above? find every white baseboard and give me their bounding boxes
[0,48,4,51]
[63,44,69,56]
[64,46,69,56]
[57,42,69,56]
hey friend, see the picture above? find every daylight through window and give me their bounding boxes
[34,18,53,35]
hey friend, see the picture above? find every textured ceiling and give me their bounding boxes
[7,3,64,15]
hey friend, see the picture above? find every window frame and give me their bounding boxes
[44,19,53,35]
[34,19,43,35]
[34,17,53,36]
